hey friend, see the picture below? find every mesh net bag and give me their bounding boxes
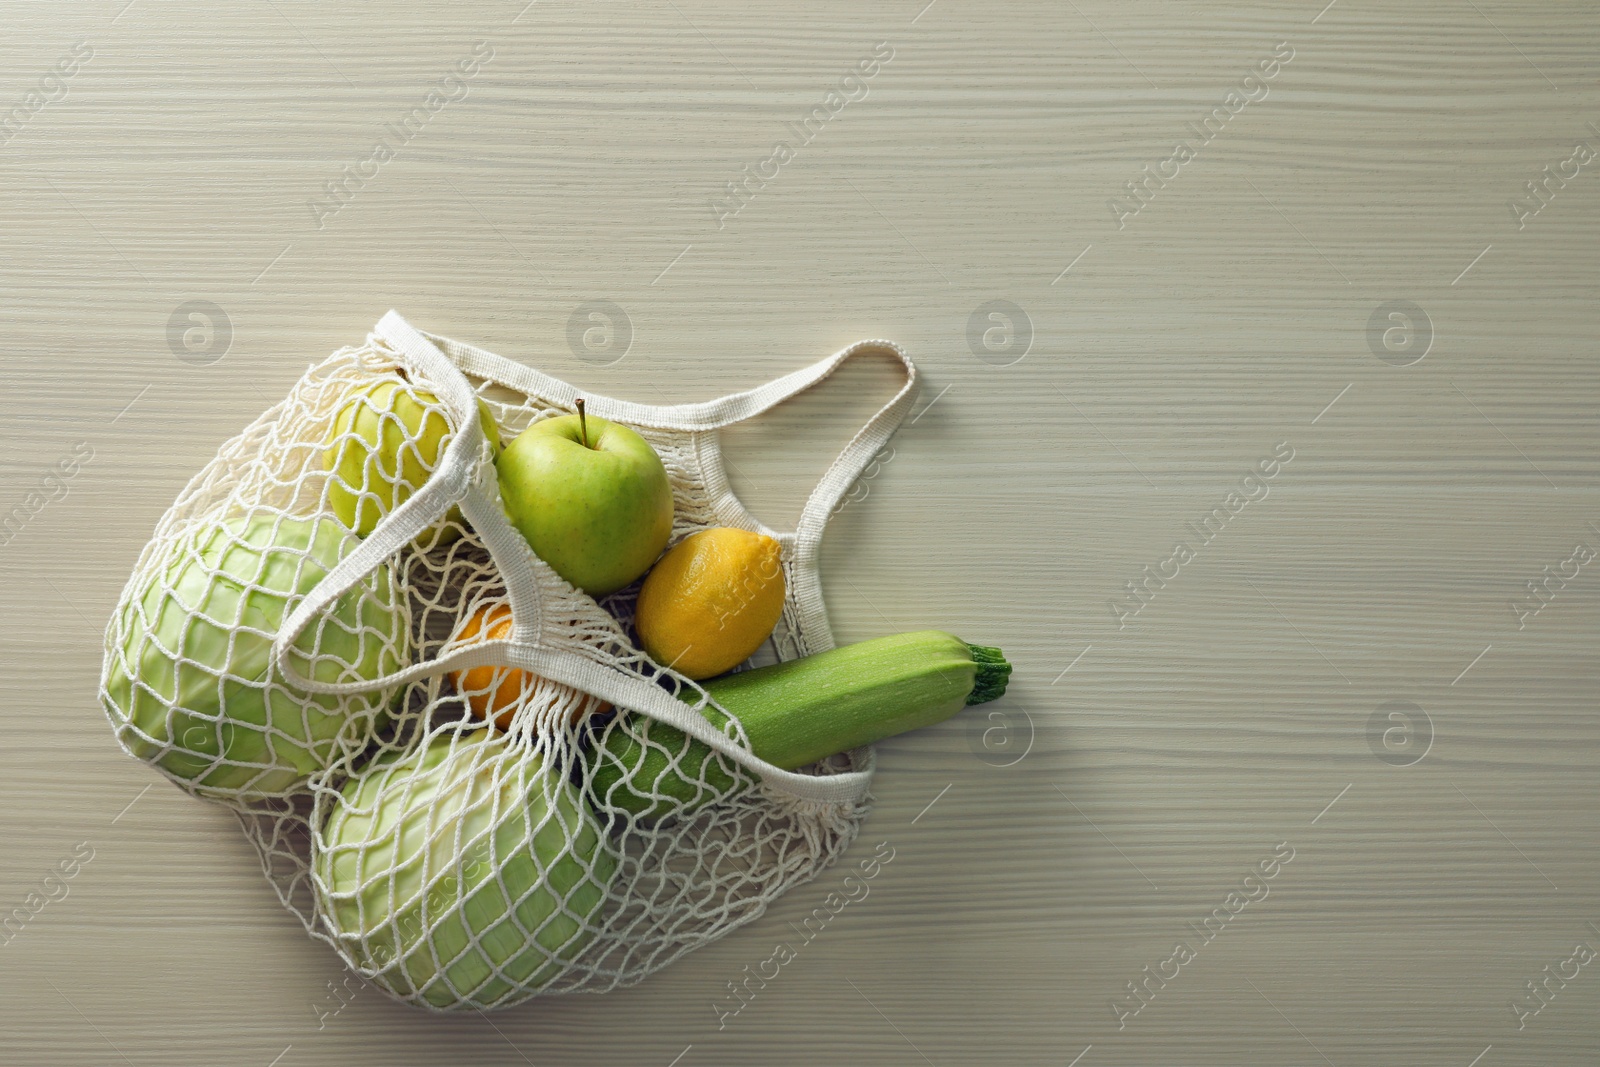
[100,310,918,1011]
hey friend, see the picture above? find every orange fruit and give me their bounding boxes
[449,603,610,729]
[634,527,785,680]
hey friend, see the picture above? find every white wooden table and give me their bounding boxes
[2,2,1596,1064]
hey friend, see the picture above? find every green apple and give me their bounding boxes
[495,407,673,597]
[323,380,503,539]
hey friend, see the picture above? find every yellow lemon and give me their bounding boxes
[635,527,785,679]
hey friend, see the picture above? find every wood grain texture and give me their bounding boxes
[1,1,1596,1064]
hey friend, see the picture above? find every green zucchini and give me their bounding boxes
[587,630,1011,820]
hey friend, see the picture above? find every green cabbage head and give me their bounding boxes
[316,730,615,1010]
[103,512,408,798]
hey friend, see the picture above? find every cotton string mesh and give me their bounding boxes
[101,330,880,1011]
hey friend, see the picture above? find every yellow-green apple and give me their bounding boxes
[323,380,502,538]
[495,404,672,596]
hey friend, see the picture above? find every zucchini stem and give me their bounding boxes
[965,643,1012,705]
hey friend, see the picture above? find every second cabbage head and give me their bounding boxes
[316,730,616,1010]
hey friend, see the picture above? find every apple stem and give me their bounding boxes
[576,398,591,449]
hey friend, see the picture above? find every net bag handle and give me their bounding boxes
[743,339,919,653]
[272,311,873,807]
